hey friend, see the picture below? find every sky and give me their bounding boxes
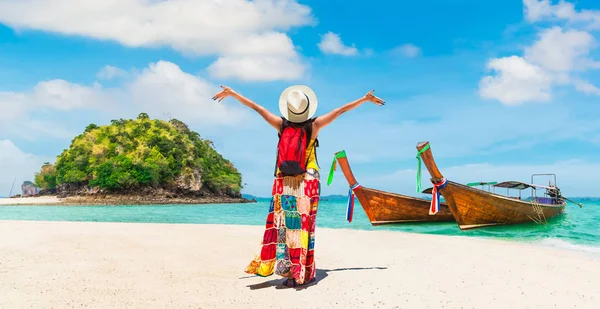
[1,0,600,198]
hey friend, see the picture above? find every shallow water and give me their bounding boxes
[1,197,598,253]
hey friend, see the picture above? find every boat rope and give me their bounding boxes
[346,182,362,223]
[429,177,447,215]
[416,144,431,193]
[327,150,347,186]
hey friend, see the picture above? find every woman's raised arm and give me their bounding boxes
[313,90,384,134]
[212,86,282,130]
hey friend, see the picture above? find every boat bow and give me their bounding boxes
[415,141,567,230]
[328,149,455,225]
[328,150,371,222]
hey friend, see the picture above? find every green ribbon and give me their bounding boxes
[416,144,430,193]
[327,150,347,186]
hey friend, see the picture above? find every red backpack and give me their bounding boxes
[275,118,317,176]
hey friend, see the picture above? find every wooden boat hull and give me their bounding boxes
[333,150,454,225]
[416,142,566,230]
[357,186,454,224]
[439,180,565,229]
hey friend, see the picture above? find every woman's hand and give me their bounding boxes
[362,90,385,106]
[212,85,237,103]
[314,89,385,133]
[210,85,283,130]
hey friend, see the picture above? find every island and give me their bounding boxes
[26,113,254,205]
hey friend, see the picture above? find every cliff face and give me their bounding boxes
[34,113,247,203]
[21,181,41,197]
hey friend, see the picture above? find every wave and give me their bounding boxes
[536,238,600,255]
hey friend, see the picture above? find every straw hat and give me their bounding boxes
[278,85,318,123]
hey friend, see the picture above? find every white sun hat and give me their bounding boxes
[278,85,318,123]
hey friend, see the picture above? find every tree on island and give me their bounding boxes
[34,162,57,190]
[34,113,242,198]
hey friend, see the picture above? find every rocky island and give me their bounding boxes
[30,113,253,205]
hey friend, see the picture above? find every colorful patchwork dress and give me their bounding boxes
[245,139,320,285]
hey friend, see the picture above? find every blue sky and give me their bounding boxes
[2,0,600,197]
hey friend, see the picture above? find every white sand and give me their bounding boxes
[0,221,599,309]
[0,196,62,205]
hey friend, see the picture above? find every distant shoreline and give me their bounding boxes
[0,195,253,206]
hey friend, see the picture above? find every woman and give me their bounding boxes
[212,85,384,287]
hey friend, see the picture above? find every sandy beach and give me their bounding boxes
[0,196,62,205]
[0,220,598,309]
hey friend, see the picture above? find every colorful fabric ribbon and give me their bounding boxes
[429,177,447,215]
[347,183,361,222]
[416,144,431,193]
[325,150,358,223]
[327,150,347,186]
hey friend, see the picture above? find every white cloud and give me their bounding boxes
[0,140,51,196]
[573,79,600,95]
[208,55,306,82]
[523,0,600,28]
[479,56,552,104]
[523,0,556,22]
[97,65,128,80]
[1,120,75,141]
[0,92,28,121]
[524,27,596,72]
[32,79,111,110]
[0,79,113,114]
[390,44,422,58]
[207,32,306,81]
[128,61,249,125]
[0,61,251,141]
[479,2,600,105]
[0,79,110,139]
[317,32,359,56]
[0,0,315,82]
[0,0,313,54]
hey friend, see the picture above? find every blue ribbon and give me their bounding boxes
[430,178,448,215]
[346,183,361,223]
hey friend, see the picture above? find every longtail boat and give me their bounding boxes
[326,150,454,225]
[415,141,568,230]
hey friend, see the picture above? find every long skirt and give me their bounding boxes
[245,168,320,284]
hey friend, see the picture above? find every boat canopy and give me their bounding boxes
[421,181,557,193]
[466,181,498,187]
[492,181,557,190]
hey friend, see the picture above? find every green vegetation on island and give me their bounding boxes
[34,113,244,201]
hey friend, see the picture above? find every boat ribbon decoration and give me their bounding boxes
[415,143,430,193]
[326,150,359,223]
[429,177,447,215]
[347,182,361,223]
[327,150,347,186]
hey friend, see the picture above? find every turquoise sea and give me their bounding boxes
[1,197,599,254]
